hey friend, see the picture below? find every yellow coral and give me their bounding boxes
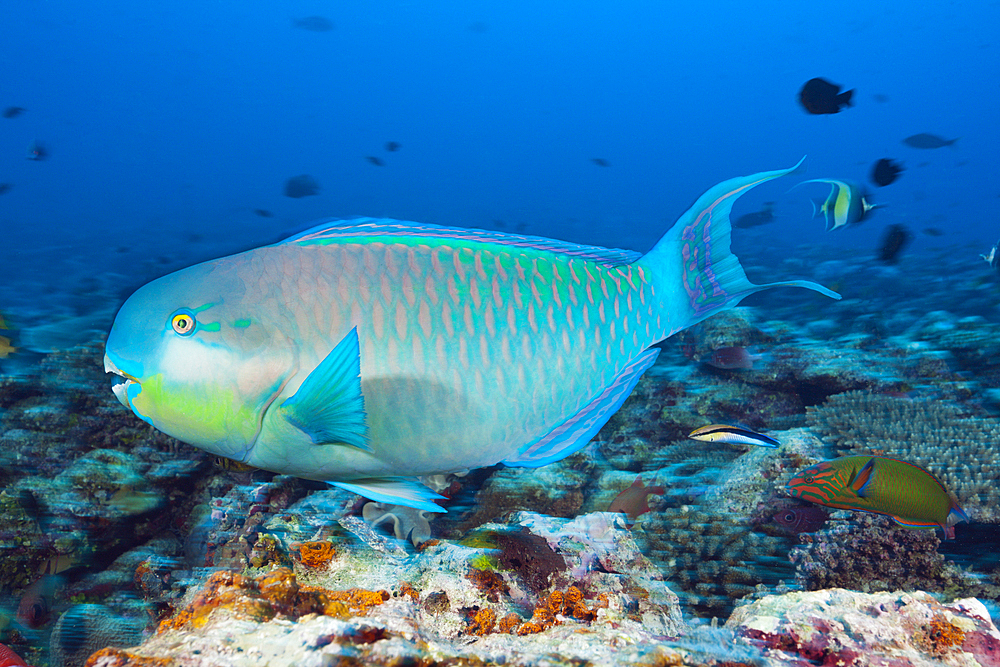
[924,614,966,652]
[298,541,337,568]
[498,613,521,634]
[467,607,497,635]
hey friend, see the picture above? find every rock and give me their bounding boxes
[727,588,1000,667]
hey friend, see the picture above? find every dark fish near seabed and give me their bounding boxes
[733,202,776,228]
[385,141,401,152]
[284,174,321,198]
[772,505,828,535]
[608,475,665,522]
[922,227,944,237]
[2,106,25,119]
[688,424,779,448]
[798,77,854,115]
[293,16,335,32]
[366,156,385,166]
[878,224,911,264]
[0,184,11,196]
[591,158,610,167]
[902,133,959,149]
[871,158,904,187]
[706,345,761,370]
[253,209,274,218]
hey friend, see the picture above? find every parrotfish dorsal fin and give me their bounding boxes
[850,458,876,497]
[280,327,369,451]
[282,218,643,268]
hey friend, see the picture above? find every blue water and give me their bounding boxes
[2,2,1000,664]
[2,1,996,270]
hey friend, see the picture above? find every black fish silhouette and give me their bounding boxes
[799,78,854,115]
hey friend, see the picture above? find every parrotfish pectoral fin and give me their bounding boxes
[850,458,876,497]
[503,348,660,467]
[280,327,369,451]
[330,477,447,513]
[643,158,840,340]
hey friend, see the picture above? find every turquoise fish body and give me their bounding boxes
[104,161,838,511]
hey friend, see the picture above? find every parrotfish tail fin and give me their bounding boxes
[329,477,448,513]
[642,158,840,341]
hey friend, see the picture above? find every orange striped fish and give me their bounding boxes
[104,161,838,511]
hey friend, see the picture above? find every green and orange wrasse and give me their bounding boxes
[688,424,779,448]
[786,455,969,539]
[103,160,839,512]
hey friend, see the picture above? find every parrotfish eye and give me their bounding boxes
[171,310,196,336]
[783,512,795,521]
[804,475,815,484]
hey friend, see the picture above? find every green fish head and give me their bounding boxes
[104,258,293,460]
[785,461,847,503]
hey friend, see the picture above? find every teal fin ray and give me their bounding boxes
[280,327,369,451]
[643,158,839,338]
[504,349,660,467]
[330,477,447,513]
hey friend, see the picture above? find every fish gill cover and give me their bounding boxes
[0,1,998,666]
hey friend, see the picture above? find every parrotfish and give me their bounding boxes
[794,179,877,231]
[688,424,779,448]
[786,455,969,539]
[104,160,839,512]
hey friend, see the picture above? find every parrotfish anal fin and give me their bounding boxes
[280,327,369,451]
[283,217,643,268]
[850,458,876,497]
[329,477,447,513]
[503,349,660,468]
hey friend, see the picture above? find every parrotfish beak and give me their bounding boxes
[103,353,146,419]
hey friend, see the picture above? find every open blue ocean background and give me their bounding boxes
[2,0,996,299]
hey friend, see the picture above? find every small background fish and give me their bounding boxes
[902,133,959,149]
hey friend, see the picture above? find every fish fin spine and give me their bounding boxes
[280,327,370,451]
[640,158,839,342]
[849,458,876,497]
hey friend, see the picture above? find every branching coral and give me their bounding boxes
[640,505,795,618]
[807,391,1000,521]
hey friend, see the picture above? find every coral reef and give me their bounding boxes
[807,391,1000,522]
[727,588,1000,667]
[788,512,1000,605]
[49,604,144,667]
